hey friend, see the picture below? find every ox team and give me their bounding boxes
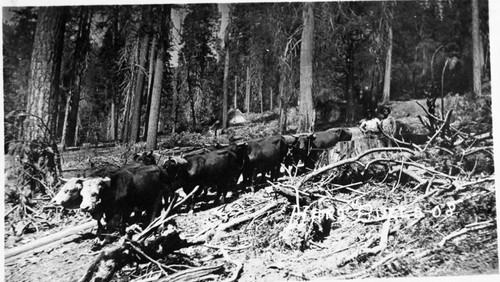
[52,129,352,242]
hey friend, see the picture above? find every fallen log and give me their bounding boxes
[272,185,314,205]
[78,228,207,282]
[5,220,97,260]
[295,147,415,190]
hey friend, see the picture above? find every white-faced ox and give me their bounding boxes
[80,165,173,236]
[51,150,159,210]
[51,177,86,209]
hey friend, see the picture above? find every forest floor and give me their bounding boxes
[3,96,499,281]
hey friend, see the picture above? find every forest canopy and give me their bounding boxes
[3,1,490,149]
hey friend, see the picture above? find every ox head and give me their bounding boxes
[162,156,188,179]
[231,142,249,170]
[297,133,316,155]
[281,135,299,164]
[79,177,111,213]
[336,128,352,142]
[133,150,156,165]
[51,177,85,209]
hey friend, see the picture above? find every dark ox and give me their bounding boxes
[295,128,352,170]
[163,143,247,211]
[79,165,173,236]
[282,135,302,175]
[243,135,287,191]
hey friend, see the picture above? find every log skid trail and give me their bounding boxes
[4,98,497,281]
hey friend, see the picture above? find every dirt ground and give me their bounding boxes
[3,96,498,281]
[4,179,498,281]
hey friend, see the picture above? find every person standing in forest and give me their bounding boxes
[379,106,396,146]
[359,108,381,138]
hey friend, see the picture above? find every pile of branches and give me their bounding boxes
[269,100,495,278]
[78,192,285,282]
[5,112,63,221]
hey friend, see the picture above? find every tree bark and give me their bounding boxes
[346,44,355,123]
[245,65,251,113]
[234,76,238,109]
[59,95,71,150]
[382,14,393,105]
[146,45,165,150]
[278,74,287,133]
[143,35,157,139]
[24,6,67,141]
[471,0,481,96]
[129,34,150,144]
[187,70,197,130]
[222,4,231,129]
[64,7,92,147]
[146,6,170,151]
[172,68,181,133]
[270,87,273,111]
[259,79,263,113]
[109,99,116,141]
[298,2,315,133]
[121,83,132,143]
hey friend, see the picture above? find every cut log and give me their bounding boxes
[5,220,97,260]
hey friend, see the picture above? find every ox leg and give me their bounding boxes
[216,181,230,205]
[187,185,201,213]
[251,168,258,193]
[146,191,163,226]
[270,165,279,182]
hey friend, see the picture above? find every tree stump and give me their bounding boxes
[328,138,387,164]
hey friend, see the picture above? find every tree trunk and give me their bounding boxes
[24,6,67,141]
[278,74,287,133]
[221,5,231,129]
[234,76,238,109]
[146,6,170,151]
[65,8,92,147]
[146,46,165,151]
[172,68,180,134]
[129,34,150,144]
[121,84,132,143]
[298,2,315,133]
[270,87,273,111]
[382,18,393,105]
[259,79,263,113]
[245,65,251,113]
[59,95,71,150]
[143,35,157,139]
[109,100,116,141]
[75,112,81,146]
[471,0,481,96]
[187,70,197,130]
[346,45,355,123]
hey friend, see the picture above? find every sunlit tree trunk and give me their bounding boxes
[382,20,393,105]
[298,2,315,133]
[234,76,238,109]
[129,33,150,143]
[109,98,116,141]
[143,35,157,139]
[146,6,170,150]
[24,6,67,141]
[221,4,231,129]
[259,79,263,113]
[245,65,251,113]
[471,0,481,96]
